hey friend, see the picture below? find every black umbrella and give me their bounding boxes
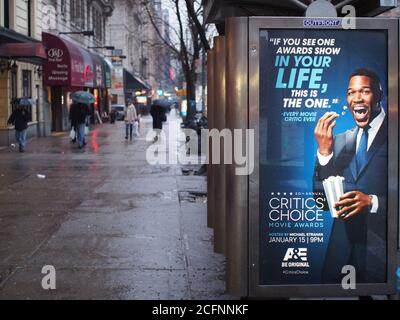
[152,99,171,111]
[18,97,34,106]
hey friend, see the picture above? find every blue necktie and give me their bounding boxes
[356,126,369,174]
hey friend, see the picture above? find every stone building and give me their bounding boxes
[107,0,173,108]
[0,0,46,146]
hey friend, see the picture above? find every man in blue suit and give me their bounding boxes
[313,68,387,283]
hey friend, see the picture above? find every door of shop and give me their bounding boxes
[51,86,63,132]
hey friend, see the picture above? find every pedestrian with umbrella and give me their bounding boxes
[150,98,170,142]
[7,98,32,152]
[70,91,94,149]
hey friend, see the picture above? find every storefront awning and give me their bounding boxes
[123,69,151,92]
[42,32,109,89]
[76,46,95,88]
[42,32,86,87]
[0,43,46,60]
[0,27,46,65]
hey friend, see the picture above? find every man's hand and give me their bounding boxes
[314,112,338,156]
[334,191,372,220]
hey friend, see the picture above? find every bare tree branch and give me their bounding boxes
[175,0,190,70]
[142,2,180,56]
[184,0,210,50]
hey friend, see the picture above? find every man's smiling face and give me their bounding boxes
[347,75,381,128]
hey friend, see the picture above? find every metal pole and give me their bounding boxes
[225,17,249,297]
[201,48,206,113]
[207,49,215,229]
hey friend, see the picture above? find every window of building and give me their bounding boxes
[4,0,9,28]
[101,14,103,42]
[92,8,103,42]
[70,0,75,23]
[27,0,32,37]
[60,0,66,17]
[11,71,17,99]
[70,0,84,29]
[86,2,90,29]
[92,8,96,38]
[22,70,32,97]
[10,70,18,115]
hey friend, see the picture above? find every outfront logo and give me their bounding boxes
[48,48,63,59]
[282,248,309,268]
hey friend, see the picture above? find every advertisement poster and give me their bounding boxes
[259,29,388,285]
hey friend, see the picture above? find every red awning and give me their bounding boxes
[42,32,87,87]
[0,42,46,59]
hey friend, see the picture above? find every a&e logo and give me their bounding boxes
[282,248,309,268]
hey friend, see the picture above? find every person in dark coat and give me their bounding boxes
[7,104,30,152]
[70,102,88,148]
[110,108,116,124]
[69,102,80,143]
[150,102,166,141]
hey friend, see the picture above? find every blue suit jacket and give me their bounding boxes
[313,118,388,283]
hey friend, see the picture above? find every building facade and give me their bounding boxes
[107,0,174,109]
[41,0,114,131]
[106,0,152,106]
[0,0,46,146]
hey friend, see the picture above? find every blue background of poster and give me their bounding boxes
[259,29,387,285]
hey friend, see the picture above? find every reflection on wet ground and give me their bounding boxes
[0,112,232,299]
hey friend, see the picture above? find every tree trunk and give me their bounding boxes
[185,68,197,122]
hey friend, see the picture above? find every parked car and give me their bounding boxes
[110,104,125,121]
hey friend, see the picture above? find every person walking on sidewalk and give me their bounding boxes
[124,100,138,140]
[70,102,88,149]
[7,104,30,152]
[150,100,167,142]
[69,102,79,143]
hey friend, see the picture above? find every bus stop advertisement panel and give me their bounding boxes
[247,17,398,297]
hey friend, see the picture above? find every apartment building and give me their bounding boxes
[107,0,172,107]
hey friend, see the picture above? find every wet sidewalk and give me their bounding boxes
[0,112,233,299]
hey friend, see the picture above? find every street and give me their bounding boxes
[0,112,232,299]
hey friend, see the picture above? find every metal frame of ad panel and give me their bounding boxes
[248,17,398,298]
[207,49,215,229]
[213,36,227,255]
